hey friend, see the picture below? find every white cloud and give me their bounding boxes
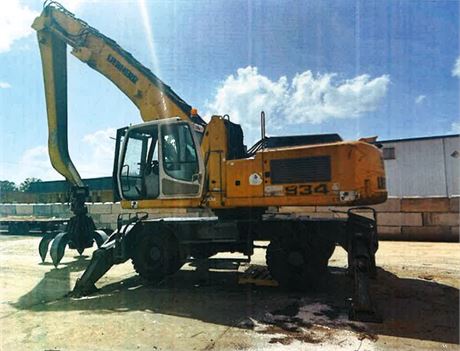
[415,95,426,104]
[205,67,288,131]
[285,71,389,123]
[0,82,11,89]
[452,121,460,133]
[76,128,116,177]
[0,128,116,184]
[452,57,460,78]
[0,146,60,183]
[205,67,389,141]
[0,0,101,54]
[0,0,38,53]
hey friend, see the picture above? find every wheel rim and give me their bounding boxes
[267,237,329,290]
[149,246,162,261]
[287,250,305,267]
[132,230,184,281]
[143,242,163,270]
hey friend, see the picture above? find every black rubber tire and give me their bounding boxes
[322,241,336,262]
[132,231,183,282]
[266,234,334,291]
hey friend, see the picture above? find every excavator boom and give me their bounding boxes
[32,1,204,186]
[32,2,208,265]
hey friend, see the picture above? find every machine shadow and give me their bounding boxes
[13,260,459,345]
[12,256,90,309]
[369,268,459,345]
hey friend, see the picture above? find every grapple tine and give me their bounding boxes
[50,232,70,267]
[38,232,58,262]
[93,229,109,247]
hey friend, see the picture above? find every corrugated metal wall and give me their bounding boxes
[381,135,460,196]
[444,137,460,196]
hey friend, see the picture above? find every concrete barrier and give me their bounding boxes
[280,196,459,242]
[0,197,458,241]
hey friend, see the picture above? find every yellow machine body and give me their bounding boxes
[119,116,386,210]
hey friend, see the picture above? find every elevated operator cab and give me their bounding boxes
[113,118,205,201]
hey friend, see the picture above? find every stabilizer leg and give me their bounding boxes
[349,250,381,322]
[71,246,115,297]
[346,208,382,323]
[70,218,144,296]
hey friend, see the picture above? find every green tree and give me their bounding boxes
[0,180,17,193]
[19,178,42,192]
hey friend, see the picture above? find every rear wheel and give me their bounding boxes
[132,231,183,282]
[266,233,335,290]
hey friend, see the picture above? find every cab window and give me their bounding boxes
[161,123,198,182]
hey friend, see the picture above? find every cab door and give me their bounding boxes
[159,121,203,198]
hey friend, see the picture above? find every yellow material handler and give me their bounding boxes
[32,1,387,321]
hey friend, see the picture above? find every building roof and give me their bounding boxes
[378,134,459,144]
[28,176,113,193]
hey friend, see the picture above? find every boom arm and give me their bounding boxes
[32,1,205,185]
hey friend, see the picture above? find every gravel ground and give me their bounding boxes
[0,233,458,351]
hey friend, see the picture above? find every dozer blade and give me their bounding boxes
[93,229,109,247]
[38,231,58,262]
[50,232,70,267]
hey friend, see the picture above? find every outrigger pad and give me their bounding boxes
[50,232,70,267]
[38,231,58,262]
[349,308,382,323]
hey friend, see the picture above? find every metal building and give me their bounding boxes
[379,134,460,197]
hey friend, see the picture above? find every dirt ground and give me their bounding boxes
[0,233,458,351]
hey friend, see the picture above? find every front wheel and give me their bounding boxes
[132,230,183,282]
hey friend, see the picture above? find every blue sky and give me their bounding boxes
[0,0,459,183]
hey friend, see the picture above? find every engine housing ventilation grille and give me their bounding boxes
[270,156,331,184]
